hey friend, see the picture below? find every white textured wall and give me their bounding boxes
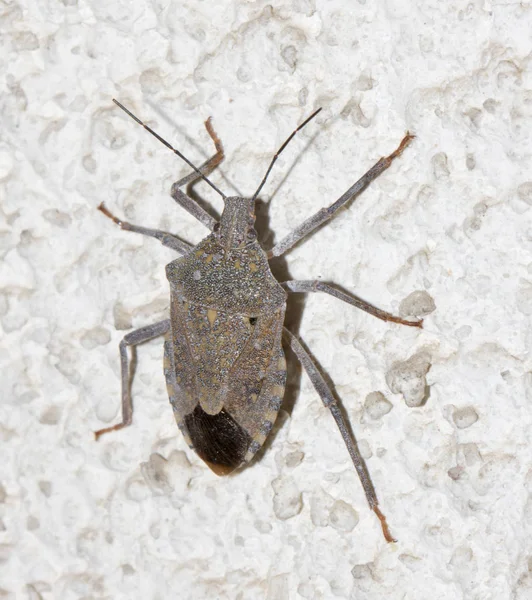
[2,1,532,599]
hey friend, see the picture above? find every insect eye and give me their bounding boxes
[213,223,220,232]
[247,229,256,241]
[249,317,257,326]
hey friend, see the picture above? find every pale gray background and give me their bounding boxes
[1,1,531,599]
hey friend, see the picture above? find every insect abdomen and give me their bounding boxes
[164,296,287,475]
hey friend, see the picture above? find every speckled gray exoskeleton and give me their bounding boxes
[95,99,421,542]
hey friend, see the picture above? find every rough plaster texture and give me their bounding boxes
[1,1,532,599]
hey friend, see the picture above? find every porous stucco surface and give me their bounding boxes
[2,2,532,599]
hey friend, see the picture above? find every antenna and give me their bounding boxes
[112,99,226,199]
[252,107,322,202]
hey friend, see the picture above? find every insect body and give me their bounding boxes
[165,203,287,474]
[96,100,421,542]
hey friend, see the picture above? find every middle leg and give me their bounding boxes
[98,203,193,255]
[282,280,423,327]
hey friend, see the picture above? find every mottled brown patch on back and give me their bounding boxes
[166,236,287,314]
[224,308,286,438]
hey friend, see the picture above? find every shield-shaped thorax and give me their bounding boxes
[163,234,288,475]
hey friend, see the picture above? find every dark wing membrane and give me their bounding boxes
[184,405,252,476]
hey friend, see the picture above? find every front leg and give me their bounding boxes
[112,100,224,231]
[268,133,414,259]
[282,280,423,327]
[282,327,395,543]
[95,319,170,440]
[170,117,225,231]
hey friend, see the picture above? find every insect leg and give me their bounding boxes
[268,133,414,258]
[170,117,225,231]
[94,319,171,440]
[97,203,193,255]
[282,280,422,328]
[282,326,395,543]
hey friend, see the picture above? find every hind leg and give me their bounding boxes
[95,319,171,440]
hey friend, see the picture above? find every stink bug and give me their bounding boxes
[95,99,421,542]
